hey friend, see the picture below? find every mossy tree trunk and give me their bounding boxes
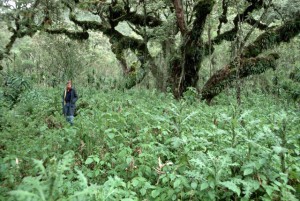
[170,0,215,98]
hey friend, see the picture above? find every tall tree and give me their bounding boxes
[1,0,300,101]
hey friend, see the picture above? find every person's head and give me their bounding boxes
[66,80,72,90]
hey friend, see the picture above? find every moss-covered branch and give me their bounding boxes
[69,14,108,31]
[246,17,268,30]
[191,0,215,40]
[67,2,156,87]
[201,53,279,102]
[45,29,89,40]
[233,0,264,28]
[1,0,42,60]
[4,19,90,54]
[124,13,163,28]
[210,0,266,47]
[200,12,300,102]
[1,21,39,60]
[106,29,145,53]
[217,0,229,35]
[242,12,300,58]
[66,0,162,30]
[212,28,237,45]
[108,1,163,28]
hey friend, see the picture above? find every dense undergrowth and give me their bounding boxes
[0,87,299,201]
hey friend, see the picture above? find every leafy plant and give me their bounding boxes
[0,87,299,200]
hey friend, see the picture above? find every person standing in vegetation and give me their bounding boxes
[62,80,78,126]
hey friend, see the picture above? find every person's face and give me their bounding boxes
[67,82,72,89]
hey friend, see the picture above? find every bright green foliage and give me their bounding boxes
[280,66,300,101]
[8,151,101,201]
[0,87,299,200]
[2,73,31,107]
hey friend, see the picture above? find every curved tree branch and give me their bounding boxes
[45,29,89,40]
[210,0,266,47]
[69,14,109,31]
[242,12,300,58]
[233,0,264,28]
[201,53,279,102]
[217,0,228,35]
[0,0,51,60]
[64,0,163,88]
[246,16,268,30]
[201,12,300,102]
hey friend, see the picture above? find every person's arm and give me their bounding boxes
[72,89,78,104]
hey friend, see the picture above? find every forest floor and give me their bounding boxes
[0,87,299,200]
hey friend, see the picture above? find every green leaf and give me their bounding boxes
[272,146,285,154]
[191,182,197,189]
[264,185,274,196]
[220,181,240,196]
[208,191,215,200]
[93,157,100,164]
[244,168,253,176]
[200,182,209,191]
[151,189,160,198]
[107,133,115,139]
[169,173,176,181]
[167,189,175,198]
[85,157,93,165]
[76,169,88,188]
[173,178,181,188]
[39,125,48,132]
[140,188,146,196]
[132,179,139,187]
[9,190,41,199]
[273,180,282,187]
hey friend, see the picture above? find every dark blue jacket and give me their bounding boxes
[62,88,78,116]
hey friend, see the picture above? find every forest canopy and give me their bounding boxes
[0,0,300,100]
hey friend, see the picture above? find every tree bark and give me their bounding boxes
[171,0,215,98]
[242,13,300,58]
[173,0,187,35]
[200,12,300,102]
[201,54,279,102]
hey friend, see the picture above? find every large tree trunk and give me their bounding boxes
[170,0,215,98]
[150,59,166,91]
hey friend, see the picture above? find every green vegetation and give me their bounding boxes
[1,0,300,98]
[0,87,299,200]
[0,0,300,200]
